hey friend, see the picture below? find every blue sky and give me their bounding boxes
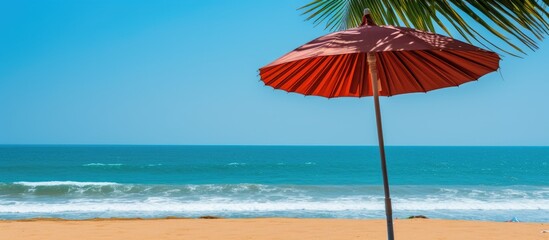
[1,0,548,145]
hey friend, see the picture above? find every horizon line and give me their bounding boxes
[0,144,548,147]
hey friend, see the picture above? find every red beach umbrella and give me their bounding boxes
[259,9,500,240]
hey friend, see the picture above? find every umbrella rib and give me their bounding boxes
[314,56,340,97]
[407,50,470,91]
[417,50,474,83]
[262,60,306,88]
[318,55,348,97]
[304,55,341,96]
[331,53,358,97]
[445,50,499,72]
[332,54,355,98]
[382,52,412,95]
[440,52,481,79]
[358,52,367,97]
[286,57,328,93]
[392,52,428,93]
[425,50,482,81]
[261,60,302,81]
[406,51,460,88]
[417,51,462,86]
[349,53,366,97]
[375,54,393,96]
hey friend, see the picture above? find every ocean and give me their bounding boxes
[0,145,547,222]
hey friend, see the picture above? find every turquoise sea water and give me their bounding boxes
[0,145,547,221]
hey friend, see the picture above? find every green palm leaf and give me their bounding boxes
[299,0,549,57]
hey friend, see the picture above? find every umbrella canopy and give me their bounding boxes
[259,9,500,240]
[260,20,499,97]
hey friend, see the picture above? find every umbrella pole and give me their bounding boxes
[368,53,395,240]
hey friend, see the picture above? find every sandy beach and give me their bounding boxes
[0,218,546,240]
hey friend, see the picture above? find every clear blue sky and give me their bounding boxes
[1,0,548,146]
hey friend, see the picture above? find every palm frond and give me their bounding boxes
[299,0,549,57]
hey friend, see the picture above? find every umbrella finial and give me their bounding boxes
[361,8,376,26]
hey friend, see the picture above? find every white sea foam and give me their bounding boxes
[1,197,548,214]
[227,162,246,166]
[13,181,120,187]
[1,184,548,221]
[83,163,123,167]
[147,164,163,167]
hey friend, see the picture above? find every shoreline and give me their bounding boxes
[1,218,546,240]
[2,216,547,223]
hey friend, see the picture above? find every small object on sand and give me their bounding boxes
[541,230,548,233]
[198,215,222,219]
[407,215,428,219]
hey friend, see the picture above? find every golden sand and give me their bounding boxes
[0,218,547,240]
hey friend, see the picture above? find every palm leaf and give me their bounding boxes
[299,0,549,57]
